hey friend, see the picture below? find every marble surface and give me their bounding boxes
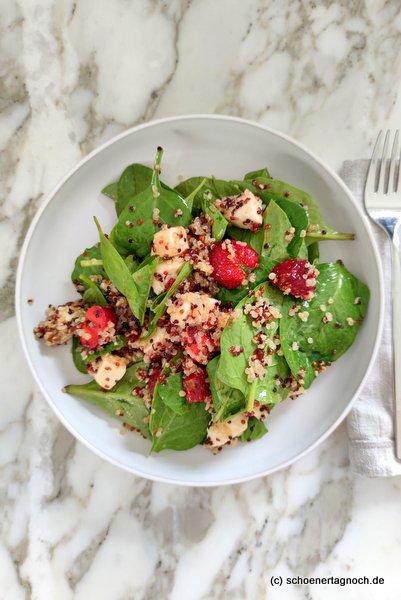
[2,0,401,598]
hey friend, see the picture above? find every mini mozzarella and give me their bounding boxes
[139,327,167,360]
[167,292,219,328]
[207,413,249,447]
[151,226,189,258]
[93,354,127,390]
[151,257,185,295]
[215,189,263,230]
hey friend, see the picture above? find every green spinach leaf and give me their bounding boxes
[217,284,290,411]
[116,164,153,216]
[71,245,106,287]
[243,167,271,180]
[158,372,190,415]
[239,417,268,442]
[150,373,210,452]
[94,217,145,323]
[280,262,370,388]
[201,197,228,241]
[101,182,118,201]
[142,261,193,340]
[65,362,150,438]
[206,356,245,421]
[80,274,108,307]
[111,148,192,257]
[71,336,88,374]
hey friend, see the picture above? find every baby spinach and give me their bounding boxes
[175,177,240,211]
[261,200,293,262]
[217,284,290,412]
[95,217,154,324]
[150,372,210,452]
[201,197,228,241]
[101,181,118,201]
[116,164,153,216]
[71,245,106,287]
[239,417,268,442]
[124,254,139,273]
[206,356,245,422]
[280,262,370,388]
[158,372,189,415]
[65,362,150,438]
[216,254,277,305]
[83,335,127,364]
[142,261,193,340]
[243,167,271,180]
[71,336,88,374]
[111,148,192,257]
[79,274,108,307]
[131,255,161,324]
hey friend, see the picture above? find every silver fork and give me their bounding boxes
[365,130,401,459]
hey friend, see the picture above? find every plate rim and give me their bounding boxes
[15,114,385,486]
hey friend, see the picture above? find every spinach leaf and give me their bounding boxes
[80,274,108,307]
[206,356,245,421]
[71,336,88,374]
[101,182,118,201]
[131,255,160,324]
[111,148,192,257]
[65,362,150,438]
[94,217,143,323]
[158,372,189,415]
[175,176,207,210]
[308,242,320,264]
[201,197,228,241]
[124,255,139,273]
[273,197,308,257]
[116,164,153,216]
[261,200,293,262]
[150,373,210,452]
[175,177,240,211]
[216,254,276,305]
[217,284,290,411]
[71,245,106,287]
[243,167,271,180]
[142,261,193,340]
[280,262,370,388]
[83,335,127,364]
[243,176,354,243]
[239,417,268,442]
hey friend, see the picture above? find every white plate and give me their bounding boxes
[16,115,383,486]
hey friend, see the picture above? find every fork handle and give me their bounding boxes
[392,229,401,459]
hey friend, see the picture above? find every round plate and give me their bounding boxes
[16,115,383,486]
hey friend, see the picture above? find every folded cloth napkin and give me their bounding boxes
[340,159,401,476]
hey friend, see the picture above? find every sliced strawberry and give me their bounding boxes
[183,368,211,403]
[270,259,319,300]
[209,240,259,289]
[148,366,162,398]
[85,306,117,329]
[78,324,100,349]
[182,328,218,364]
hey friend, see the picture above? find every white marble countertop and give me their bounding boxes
[2,1,401,598]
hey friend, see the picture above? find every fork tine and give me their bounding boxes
[388,130,399,193]
[377,129,390,193]
[366,130,383,194]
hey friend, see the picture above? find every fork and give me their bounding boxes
[365,130,401,459]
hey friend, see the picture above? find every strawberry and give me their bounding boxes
[183,367,211,403]
[270,259,319,300]
[209,240,259,289]
[78,324,100,349]
[148,366,162,398]
[85,306,117,329]
[182,327,218,364]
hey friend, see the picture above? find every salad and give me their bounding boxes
[34,148,369,453]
